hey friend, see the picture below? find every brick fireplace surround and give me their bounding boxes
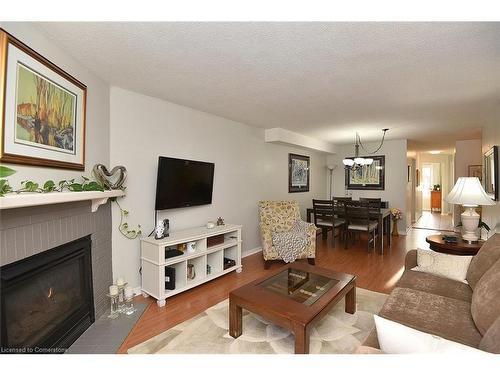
[0,201,113,318]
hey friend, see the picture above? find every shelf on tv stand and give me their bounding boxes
[140,224,242,307]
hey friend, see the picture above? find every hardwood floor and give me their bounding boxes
[413,211,455,231]
[117,228,435,353]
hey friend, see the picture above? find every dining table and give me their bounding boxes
[306,202,392,253]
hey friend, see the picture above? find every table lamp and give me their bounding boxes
[445,177,495,242]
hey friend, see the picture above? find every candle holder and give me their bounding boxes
[117,282,128,313]
[107,293,120,319]
[123,296,137,315]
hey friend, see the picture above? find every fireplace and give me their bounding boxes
[1,236,95,353]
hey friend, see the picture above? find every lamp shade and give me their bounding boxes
[343,159,354,166]
[445,177,495,206]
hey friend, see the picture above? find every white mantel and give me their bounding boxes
[0,190,125,212]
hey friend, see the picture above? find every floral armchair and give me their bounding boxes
[258,200,316,268]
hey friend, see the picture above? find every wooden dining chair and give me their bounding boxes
[359,197,382,209]
[344,202,379,252]
[332,196,353,204]
[312,199,346,247]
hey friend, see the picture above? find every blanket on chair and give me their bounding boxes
[271,219,311,263]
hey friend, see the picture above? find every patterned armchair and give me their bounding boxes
[258,200,316,268]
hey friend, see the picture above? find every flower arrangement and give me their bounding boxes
[390,208,403,221]
[390,208,402,237]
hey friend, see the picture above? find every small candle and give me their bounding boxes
[109,285,118,295]
[125,286,134,299]
[116,277,125,286]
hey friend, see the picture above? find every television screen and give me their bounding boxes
[155,156,215,210]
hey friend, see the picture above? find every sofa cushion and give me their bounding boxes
[412,249,472,282]
[379,287,482,348]
[471,257,500,335]
[466,234,500,289]
[479,315,500,354]
[397,270,473,302]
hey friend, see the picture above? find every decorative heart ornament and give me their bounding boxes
[92,164,127,189]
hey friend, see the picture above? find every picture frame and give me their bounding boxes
[483,146,498,201]
[468,164,482,182]
[0,29,87,170]
[288,153,310,193]
[345,155,385,190]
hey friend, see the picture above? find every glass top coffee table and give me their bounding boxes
[229,262,356,354]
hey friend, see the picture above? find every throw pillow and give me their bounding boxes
[374,315,487,354]
[411,248,472,283]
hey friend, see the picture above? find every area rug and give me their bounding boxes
[128,288,387,354]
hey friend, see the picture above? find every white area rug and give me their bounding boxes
[128,288,387,354]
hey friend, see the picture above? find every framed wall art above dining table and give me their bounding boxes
[344,155,385,190]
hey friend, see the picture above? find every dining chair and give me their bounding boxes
[332,196,353,203]
[312,199,346,247]
[344,202,379,252]
[359,197,382,209]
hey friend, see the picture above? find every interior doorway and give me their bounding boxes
[421,163,441,211]
[412,152,455,232]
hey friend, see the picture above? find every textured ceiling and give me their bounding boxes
[33,22,500,151]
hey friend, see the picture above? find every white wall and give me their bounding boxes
[453,139,482,224]
[481,99,500,236]
[110,87,327,288]
[0,23,110,186]
[455,139,482,179]
[326,139,408,231]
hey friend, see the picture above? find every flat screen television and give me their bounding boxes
[155,156,215,210]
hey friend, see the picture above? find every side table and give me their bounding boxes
[425,234,483,256]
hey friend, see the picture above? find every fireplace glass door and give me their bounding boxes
[1,236,94,351]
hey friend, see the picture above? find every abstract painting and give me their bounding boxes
[345,155,385,190]
[1,29,86,170]
[288,153,310,193]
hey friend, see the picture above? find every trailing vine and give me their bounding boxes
[0,165,142,240]
[111,197,142,239]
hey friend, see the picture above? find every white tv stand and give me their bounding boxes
[140,224,242,307]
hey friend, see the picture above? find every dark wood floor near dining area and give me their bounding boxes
[117,227,436,353]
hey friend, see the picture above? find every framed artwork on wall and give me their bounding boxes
[468,164,482,182]
[345,155,385,190]
[0,29,87,170]
[288,153,310,193]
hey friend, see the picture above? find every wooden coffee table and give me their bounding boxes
[229,262,356,354]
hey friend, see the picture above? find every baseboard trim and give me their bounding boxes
[242,246,262,258]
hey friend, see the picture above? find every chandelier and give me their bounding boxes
[343,129,389,170]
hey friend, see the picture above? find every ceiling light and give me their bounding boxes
[342,129,388,171]
[429,150,441,154]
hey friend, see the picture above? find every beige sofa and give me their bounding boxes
[362,233,500,353]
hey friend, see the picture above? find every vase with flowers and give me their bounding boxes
[390,208,402,237]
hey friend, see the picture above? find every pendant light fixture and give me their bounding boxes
[343,129,389,170]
